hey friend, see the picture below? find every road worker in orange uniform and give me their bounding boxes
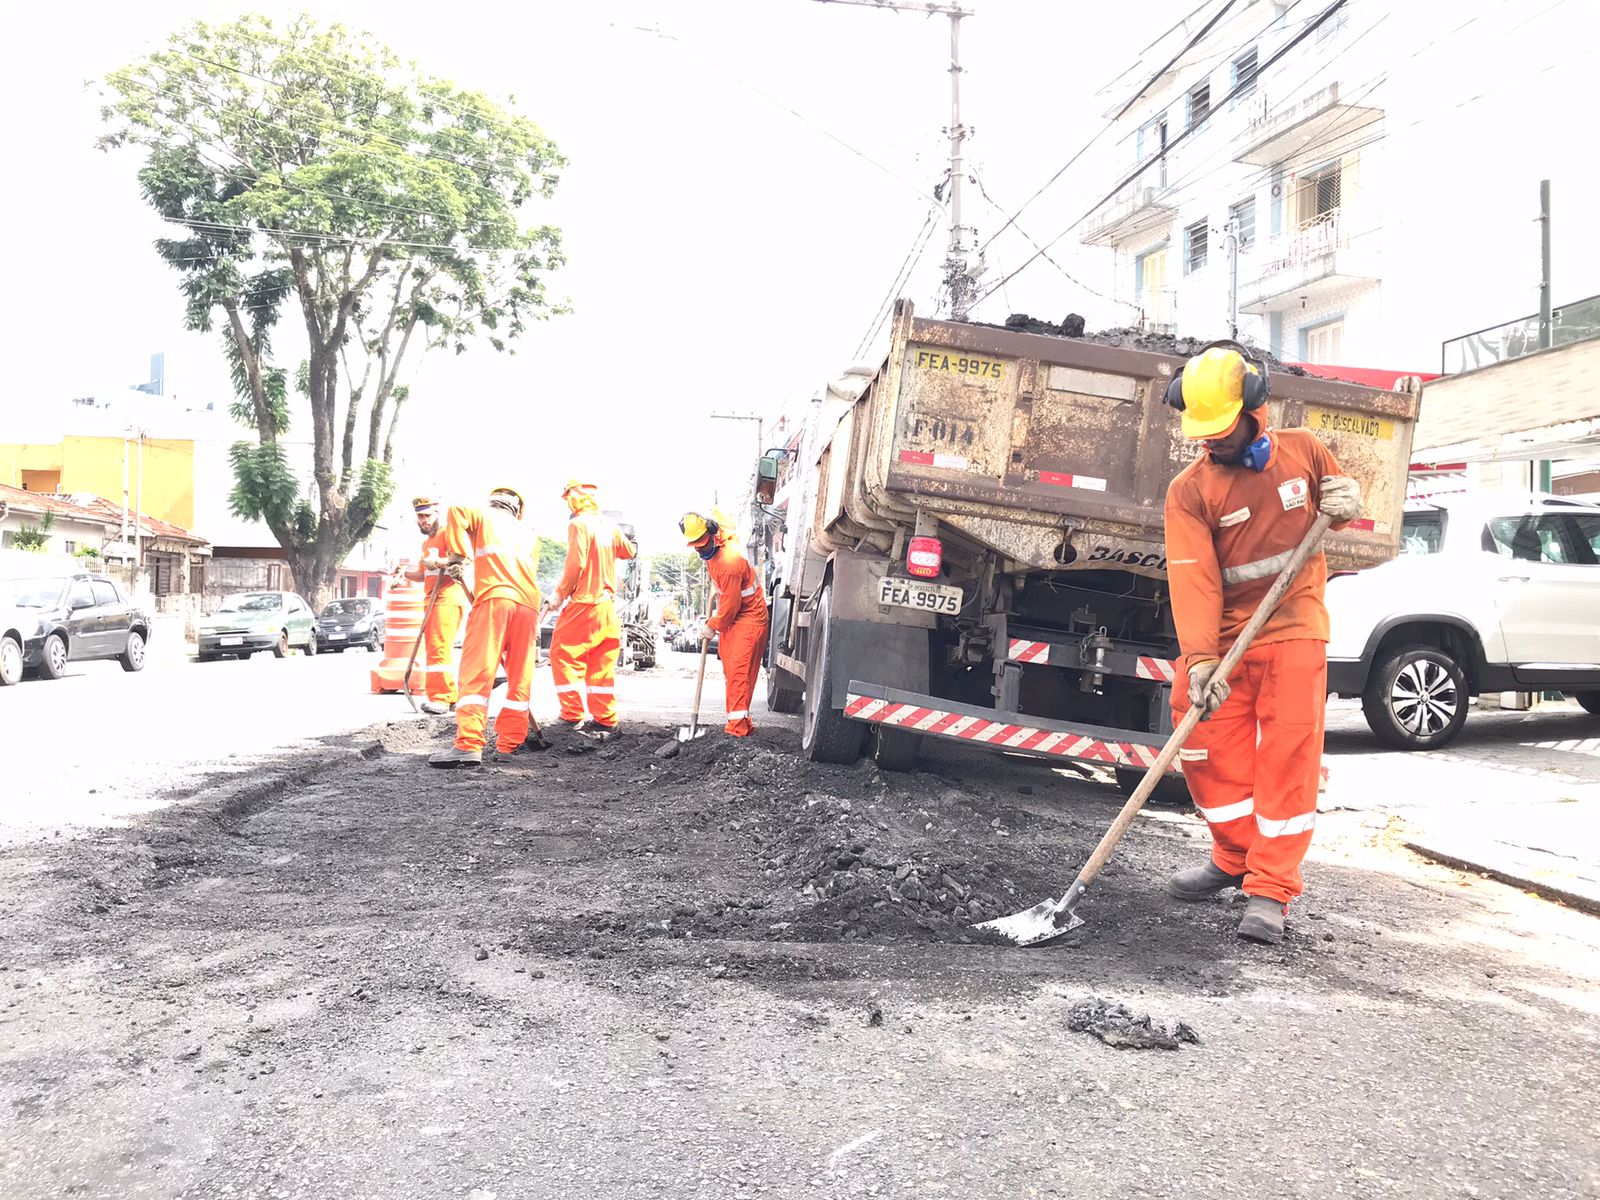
[1162,343,1363,944]
[398,497,468,715]
[681,512,768,738]
[544,481,637,743]
[428,487,543,768]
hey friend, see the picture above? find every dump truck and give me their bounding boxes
[762,300,1422,793]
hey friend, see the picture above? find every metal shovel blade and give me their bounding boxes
[676,723,708,743]
[975,894,1085,947]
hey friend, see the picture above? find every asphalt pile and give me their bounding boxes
[1065,996,1202,1051]
[634,730,1062,945]
[984,312,1308,374]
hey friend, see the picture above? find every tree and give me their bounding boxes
[535,534,567,598]
[11,511,56,553]
[650,551,707,616]
[100,15,567,608]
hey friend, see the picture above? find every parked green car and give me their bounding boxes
[196,591,318,661]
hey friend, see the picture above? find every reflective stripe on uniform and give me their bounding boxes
[586,685,615,695]
[740,586,756,597]
[1194,796,1254,824]
[474,545,504,559]
[1256,811,1316,837]
[456,694,489,708]
[553,685,582,696]
[501,700,529,712]
[1178,747,1209,762]
[1221,547,1297,586]
[727,709,749,719]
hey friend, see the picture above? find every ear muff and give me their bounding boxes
[1164,339,1271,414]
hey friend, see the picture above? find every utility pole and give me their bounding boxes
[813,0,978,319]
[135,429,146,576]
[1537,179,1552,495]
[121,430,130,565]
[709,411,766,571]
[1224,218,1240,340]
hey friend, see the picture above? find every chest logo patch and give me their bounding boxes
[1278,478,1310,511]
[1219,506,1251,528]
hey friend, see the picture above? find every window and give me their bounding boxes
[1296,163,1342,229]
[1484,514,1600,565]
[1228,197,1256,248]
[1231,47,1259,101]
[1303,319,1343,363]
[63,541,77,555]
[92,580,120,606]
[1137,113,1170,187]
[1186,80,1211,131]
[1184,220,1209,273]
[69,580,95,610]
[1400,510,1446,556]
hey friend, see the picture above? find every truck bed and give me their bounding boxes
[812,301,1421,578]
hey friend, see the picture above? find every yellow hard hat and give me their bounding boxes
[679,511,716,547]
[1168,346,1266,439]
[561,479,596,498]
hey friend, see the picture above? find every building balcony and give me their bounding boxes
[1237,211,1377,314]
[1080,177,1176,248]
[1233,82,1382,168]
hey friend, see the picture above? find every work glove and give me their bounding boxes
[442,560,467,585]
[706,618,722,636]
[1318,475,1363,522]
[1186,658,1230,718]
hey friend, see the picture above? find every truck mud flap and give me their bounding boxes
[843,680,1178,775]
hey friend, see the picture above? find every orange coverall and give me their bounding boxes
[705,541,769,737]
[442,505,542,754]
[1164,425,1350,904]
[549,510,637,730]
[419,528,467,706]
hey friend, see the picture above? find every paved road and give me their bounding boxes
[0,638,745,840]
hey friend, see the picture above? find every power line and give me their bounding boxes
[968,170,1136,310]
[854,209,942,359]
[969,0,1351,311]
[1113,0,1241,122]
[978,0,1315,258]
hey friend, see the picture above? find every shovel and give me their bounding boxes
[678,632,713,742]
[978,513,1334,947]
[402,568,445,714]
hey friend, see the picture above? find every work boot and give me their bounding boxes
[420,700,452,715]
[1238,896,1287,944]
[1166,861,1246,902]
[489,735,549,762]
[428,746,482,769]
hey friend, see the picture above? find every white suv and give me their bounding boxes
[1326,493,1600,749]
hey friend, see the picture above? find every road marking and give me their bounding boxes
[826,1129,882,1171]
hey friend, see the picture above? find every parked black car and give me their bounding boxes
[315,597,387,652]
[0,573,152,685]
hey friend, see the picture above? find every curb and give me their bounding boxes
[1405,839,1600,918]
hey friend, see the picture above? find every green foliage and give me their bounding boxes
[100,13,567,601]
[535,534,568,596]
[650,551,706,615]
[11,510,56,553]
[227,441,299,526]
[74,545,104,563]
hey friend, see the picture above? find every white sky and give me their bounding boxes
[2,0,1188,550]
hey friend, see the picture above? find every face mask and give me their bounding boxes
[695,541,718,562]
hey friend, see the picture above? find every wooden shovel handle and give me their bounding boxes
[1070,512,1335,893]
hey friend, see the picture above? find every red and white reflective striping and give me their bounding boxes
[843,694,1172,772]
[1007,638,1050,664]
[1135,656,1177,682]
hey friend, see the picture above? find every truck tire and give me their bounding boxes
[872,727,920,772]
[1571,691,1600,715]
[801,585,865,764]
[1113,766,1192,809]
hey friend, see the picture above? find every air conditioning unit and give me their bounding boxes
[1247,92,1269,125]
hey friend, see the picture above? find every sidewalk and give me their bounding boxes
[1321,698,1600,913]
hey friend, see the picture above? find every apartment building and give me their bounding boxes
[1077,0,1597,370]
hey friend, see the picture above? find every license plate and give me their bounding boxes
[878,576,962,616]
[219,636,243,646]
[327,631,345,639]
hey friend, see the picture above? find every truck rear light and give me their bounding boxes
[907,535,943,578]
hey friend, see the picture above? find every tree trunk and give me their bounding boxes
[284,510,349,612]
